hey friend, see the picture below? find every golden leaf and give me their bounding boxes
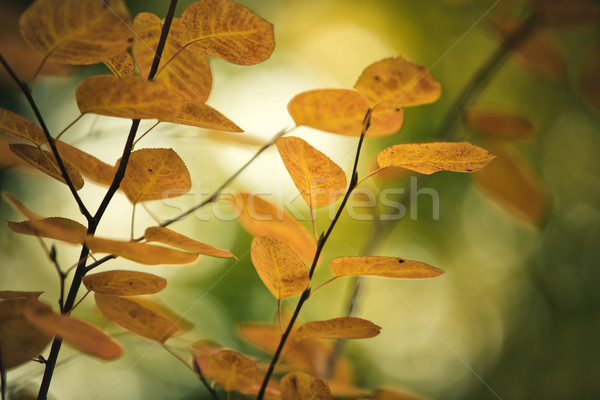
[3,192,42,220]
[206,350,260,393]
[145,226,236,259]
[0,291,43,300]
[250,236,309,300]
[55,141,114,186]
[85,236,199,265]
[0,108,46,146]
[19,0,133,65]
[8,217,87,244]
[103,51,135,77]
[330,256,444,278]
[83,270,167,296]
[464,107,535,140]
[295,317,381,341]
[377,142,495,174]
[281,371,334,400]
[160,101,242,132]
[180,0,275,65]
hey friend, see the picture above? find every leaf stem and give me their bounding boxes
[192,357,219,400]
[55,114,83,141]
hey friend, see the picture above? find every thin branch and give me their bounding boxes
[192,358,219,400]
[1,366,6,400]
[132,121,161,148]
[55,114,84,141]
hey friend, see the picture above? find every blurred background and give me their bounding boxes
[1,0,599,399]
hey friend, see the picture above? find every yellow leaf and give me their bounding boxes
[0,291,43,300]
[160,101,242,132]
[19,0,133,65]
[94,293,189,342]
[180,0,275,65]
[281,371,334,400]
[56,141,114,186]
[0,108,46,146]
[276,136,347,208]
[145,226,236,259]
[85,236,199,265]
[534,0,600,28]
[464,107,535,140]
[377,142,496,174]
[82,270,167,296]
[583,42,600,113]
[473,144,547,225]
[295,317,381,341]
[76,75,182,119]
[8,217,87,244]
[23,306,123,360]
[119,148,191,204]
[3,192,42,220]
[354,56,441,108]
[103,51,135,77]
[250,236,309,300]
[330,256,444,278]
[133,14,212,102]
[228,192,316,264]
[206,350,260,393]
[9,143,84,189]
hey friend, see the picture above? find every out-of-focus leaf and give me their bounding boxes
[295,317,381,341]
[0,109,46,146]
[0,291,43,300]
[180,0,274,65]
[331,256,444,278]
[8,217,87,244]
[76,75,182,119]
[19,0,133,65]
[3,192,42,220]
[56,141,114,186]
[534,0,600,28]
[372,387,431,400]
[464,107,535,140]
[9,143,84,189]
[250,236,309,300]
[119,148,191,204]
[281,371,334,400]
[145,226,236,259]
[85,236,199,265]
[206,350,260,393]
[377,142,495,174]
[83,270,167,296]
[583,42,600,113]
[103,51,135,77]
[160,101,242,132]
[276,136,347,208]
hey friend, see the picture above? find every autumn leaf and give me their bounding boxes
[583,42,600,113]
[85,236,199,265]
[9,143,84,189]
[464,107,535,140]
[103,51,135,77]
[3,192,42,220]
[76,75,182,119]
[534,0,600,28]
[119,148,191,204]
[250,236,309,300]
[83,270,167,296]
[19,0,133,65]
[377,142,495,174]
[145,226,236,259]
[8,217,87,245]
[160,101,242,132]
[180,0,275,65]
[276,136,347,208]
[55,141,115,186]
[281,371,334,400]
[206,350,260,393]
[372,387,431,400]
[295,317,381,341]
[330,256,444,278]
[0,291,43,300]
[0,108,46,146]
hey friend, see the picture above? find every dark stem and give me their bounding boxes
[1,366,6,400]
[193,358,219,400]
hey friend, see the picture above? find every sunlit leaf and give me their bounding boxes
[83,270,167,296]
[180,0,275,65]
[19,0,133,65]
[377,142,495,174]
[94,293,189,342]
[206,350,260,393]
[473,144,547,225]
[9,143,84,189]
[228,192,316,264]
[250,236,309,300]
[354,56,441,108]
[0,291,43,300]
[85,236,199,265]
[0,108,45,146]
[160,101,242,132]
[56,141,114,186]
[119,148,191,204]
[103,51,135,77]
[8,217,87,244]
[277,136,347,208]
[583,42,600,113]
[331,256,444,278]
[24,307,122,360]
[76,75,182,119]
[145,226,236,259]
[2,192,42,220]
[281,371,334,400]
[464,107,535,140]
[534,0,600,28]
[295,317,381,341]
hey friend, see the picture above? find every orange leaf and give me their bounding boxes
[94,293,189,342]
[8,217,87,244]
[9,143,84,189]
[583,42,600,113]
[464,107,535,140]
[206,350,260,392]
[276,136,347,208]
[76,75,182,119]
[145,226,236,259]
[19,0,133,65]
[0,291,43,300]
[56,141,114,186]
[354,56,441,108]
[0,108,46,146]
[180,0,274,65]
[295,317,381,341]
[377,142,496,174]
[160,101,242,132]
[85,236,199,265]
[83,270,167,296]
[119,148,191,204]
[3,192,42,220]
[330,256,444,278]
[103,51,135,77]
[534,0,600,28]
[250,236,309,300]
[281,371,334,400]
[228,192,316,264]
[23,306,122,360]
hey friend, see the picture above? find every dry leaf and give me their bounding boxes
[85,236,199,265]
[160,101,242,132]
[464,107,535,140]
[534,0,600,28]
[206,350,260,393]
[295,317,381,341]
[0,108,46,146]
[103,52,135,77]
[56,141,115,186]
[583,42,600,113]
[330,256,444,278]
[8,217,87,245]
[83,270,167,296]
[281,371,334,400]
[145,226,236,259]
[0,291,43,300]
[3,192,42,220]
